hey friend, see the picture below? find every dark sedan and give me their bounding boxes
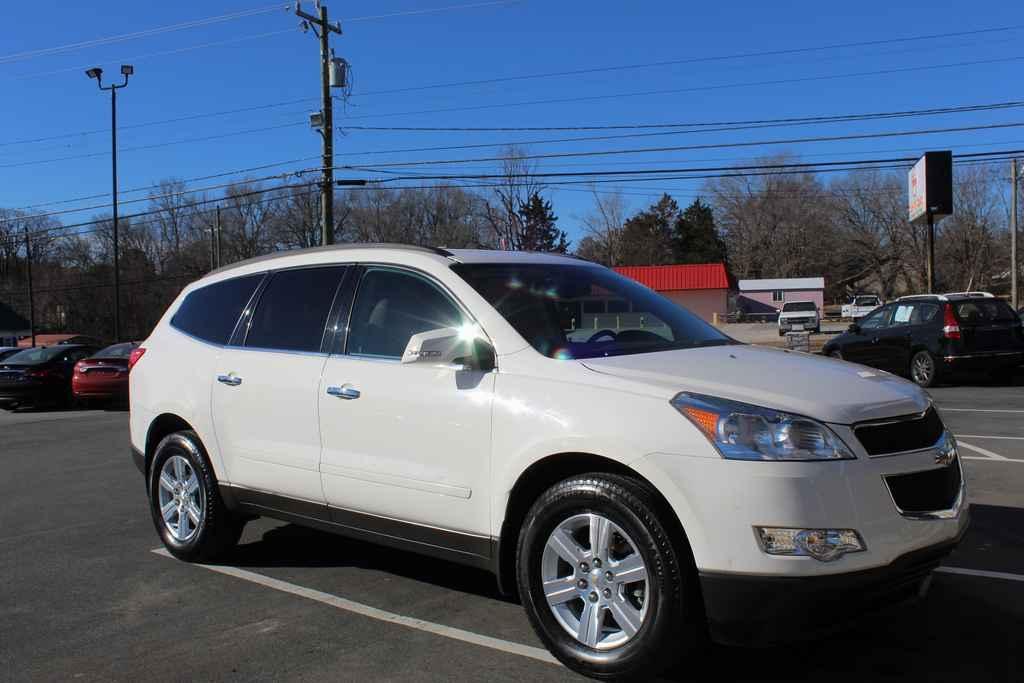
[72,342,138,404]
[0,344,97,409]
[823,293,1024,387]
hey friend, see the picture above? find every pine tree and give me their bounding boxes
[518,192,569,253]
[672,198,727,263]
[618,194,678,265]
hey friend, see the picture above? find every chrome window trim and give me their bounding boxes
[169,271,268,347]
[341,263,489,361]
[238,264,349,353]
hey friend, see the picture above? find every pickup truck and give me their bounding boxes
[777,300,820,335]
[841,295,882,320]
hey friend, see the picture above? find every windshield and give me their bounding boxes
[452,263,735,359]
[2,346,66,365]
[782,302,816,312]
[854,296,879,306]
[92,342,135,359]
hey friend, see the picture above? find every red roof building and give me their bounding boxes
[614,263,733,323]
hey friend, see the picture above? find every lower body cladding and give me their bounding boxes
[942,350,1023,375]
[632,441,969,644]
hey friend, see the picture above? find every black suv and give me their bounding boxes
[0,344,97,409]
[822,293,1024,387]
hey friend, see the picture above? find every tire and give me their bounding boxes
[910,350,938,388]
[148,430,244,562]
[516,473,700,680]
[829,349,843,360]
[778,329,785,337]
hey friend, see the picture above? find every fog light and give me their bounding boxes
[756,527,865,562]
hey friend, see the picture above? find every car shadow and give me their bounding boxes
[221,523,507,602]
[213,506,1022,682]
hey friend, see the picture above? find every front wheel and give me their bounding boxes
[910,350,938,387]
[148,430,244,562]
[516,474,701,680]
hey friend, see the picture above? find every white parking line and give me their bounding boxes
[151,548,558,666]
[955,434,1024,441]
[957,441,1009,460]
[936,566,1024,584]
[942,408,1024,414]
[961,456,1024,463]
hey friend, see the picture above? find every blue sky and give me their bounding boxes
[1,0,1022,243]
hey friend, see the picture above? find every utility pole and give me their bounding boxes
[215,206,223,269]
[1013,158,1019,310]
[23,226,35,348]
[926,213,935,294]
[295,2,342,247]
[86,65,133,342]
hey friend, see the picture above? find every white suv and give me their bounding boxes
[130,245,968,680]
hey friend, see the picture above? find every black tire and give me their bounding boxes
[148,430,244,562]
[778,329,785,337]
[516,473,701,681]
[829,349,843,360]
[910,350,938,388]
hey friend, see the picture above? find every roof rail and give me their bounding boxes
[206,242,455,277]
[942,291,994,298]
[897,294,945,302]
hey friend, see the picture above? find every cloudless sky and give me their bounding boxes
[1,0,1022,242]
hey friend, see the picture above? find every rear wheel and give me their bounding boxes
[516,474,700,680]
[148,430,244,562]
[910,350,938,387]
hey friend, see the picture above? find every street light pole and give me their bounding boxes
[86,65,133,342]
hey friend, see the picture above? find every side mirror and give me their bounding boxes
[848,323,861,334]
[401,327,495,372]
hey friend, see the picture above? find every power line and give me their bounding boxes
[0,168,317,226]
[8,29,298,82]
[332,121,1024,169]
[0,4,289,66]
[350,24,1024,99]
[337,55,1024,121]
[344,0,519,23]
[16,156,322,211]
[0,121,307,170]
[330,104,1024,157]
[22,181,317,241]
[339,101,1024,133]
[355,148,1024,183]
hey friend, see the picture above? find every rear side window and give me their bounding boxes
[244,266,347,353]
[346,268,465,359]
[171,274,263,344]
[955,300,1017,323]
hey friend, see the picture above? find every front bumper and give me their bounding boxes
[699,527,966,645]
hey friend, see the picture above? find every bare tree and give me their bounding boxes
[481,146,544,249]
[578,189,627,265]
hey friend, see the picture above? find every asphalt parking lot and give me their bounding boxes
[1,375,1022,681]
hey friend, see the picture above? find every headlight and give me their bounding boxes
[671,392,855,461]
[756,527,865,561]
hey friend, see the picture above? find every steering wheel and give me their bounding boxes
[587,329,618,343]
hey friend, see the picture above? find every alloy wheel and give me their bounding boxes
[541,513,649,650]
[157,455,205,542]
[912,353,934,386]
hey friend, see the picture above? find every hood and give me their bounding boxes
[579,344,929,424]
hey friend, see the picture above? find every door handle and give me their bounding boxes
[326,385,360,400]
[217,374,242,386]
